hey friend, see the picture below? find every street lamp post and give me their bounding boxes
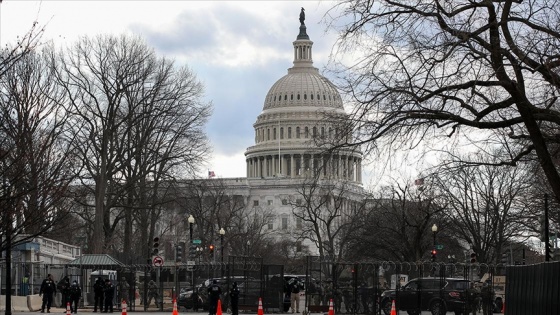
[187,215,195,291]
[219,228,226,264]
[188,215,195,242]
[432,224,438,247]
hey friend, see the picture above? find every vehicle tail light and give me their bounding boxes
[449,291,460,298]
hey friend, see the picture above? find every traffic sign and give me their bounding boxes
[192,239,202,244]
[435,245,444,250]
[186,260,195,266]
[153,256,164,267]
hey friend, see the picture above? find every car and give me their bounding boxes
[380,277,470,315]
[178,286,207,311]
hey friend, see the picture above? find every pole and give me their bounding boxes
[545,194,551,261]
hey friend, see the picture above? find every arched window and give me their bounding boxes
[297,94,301,100]
[284,94,287,100]
[280,127,284,139]
[291,94,294,100]
[321,127,325,137]
[305,127,309,138]
[311,94,314,100]
[304,94,307,100]
[273,128,277,140]
[288,127,292,138]
[296,127,300,138]
[267,129,270,140]
[313,127,317,137]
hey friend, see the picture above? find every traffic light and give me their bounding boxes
[501,252,509,265]
[470,252,477,263]
[176,245,183,262]
[431,249,437,262]
[209,244,215,254]
[152,237,160,255]
[189,243,197,258]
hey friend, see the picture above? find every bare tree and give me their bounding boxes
[432,153,534,263]
[0,46,76,310]
[180,179,274,262]
[289,172,367,263]
[346,181,448,262]
[55,34,211,254]
[327,0,560,202]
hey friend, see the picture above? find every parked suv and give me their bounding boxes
[380,277,470,315]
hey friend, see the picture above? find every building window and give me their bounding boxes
[280,127,284,139]
[313,127,317,137]
[268,200,273,206]
[282,199,288,205]
[254,200,259,206]
[284,94,287,101]
[282,218,288,230]
[288,127,292,138]
[305,127,309,138]
[267,129,270,140]
[304,93,307,100]
[297,94,300,100]
[296,127,300,139]
[273,128,277,140]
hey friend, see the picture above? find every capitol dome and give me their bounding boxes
[263,68,344,111]
[245,18,362,184]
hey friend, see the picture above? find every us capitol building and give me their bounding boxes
[187,13,365,255]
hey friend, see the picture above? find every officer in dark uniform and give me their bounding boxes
[40,274,57,313]
[207,280,222,315]
[103,279,115,313]
[93,278,105,312]
[69,280,82,314]
[229,282,240,315]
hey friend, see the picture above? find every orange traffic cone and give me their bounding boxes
[328,298,334,315]
[257,297,264,315]
[121,299,127,315]
[390,300,397,315]
[66,302,71,315]
[172,298,178,315]
[216,299,223,315]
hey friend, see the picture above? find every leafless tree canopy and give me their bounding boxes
[328,0,560,201]
[432,153,533,263]
[54,34,211,254]
[0,46,76,251]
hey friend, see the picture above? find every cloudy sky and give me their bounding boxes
[1,1,423,189]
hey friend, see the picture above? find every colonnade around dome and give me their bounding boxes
[246,152,362,183]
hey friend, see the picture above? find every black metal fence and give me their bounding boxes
[304,256,508,315]
[4,257,558,314]
[505,261,560,315]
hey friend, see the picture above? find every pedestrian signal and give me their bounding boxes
[209,244,215,254]
[431,249,437,262]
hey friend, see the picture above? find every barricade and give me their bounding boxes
[27,294,42,311]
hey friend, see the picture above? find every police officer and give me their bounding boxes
[40,274,57,313]
[103,279,115,313]
[480,281,495,315]
[207,280,222,315]
[58,276,71,309]
[93,278,105,312]
[229,282,240,315]
[465,282,480,315]
[69,280,82,314]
